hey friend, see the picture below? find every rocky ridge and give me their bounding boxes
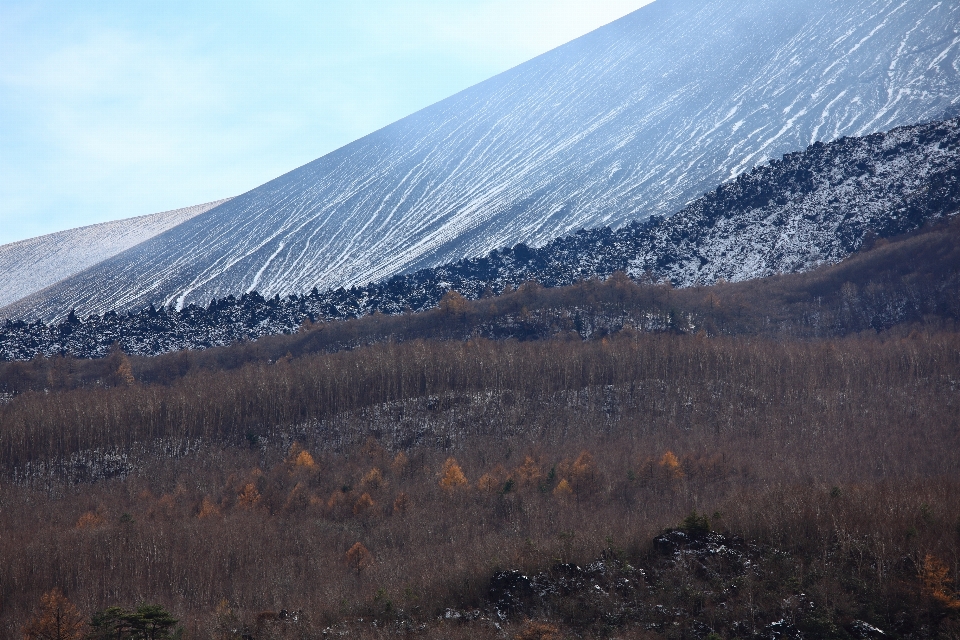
[1,117,957,361]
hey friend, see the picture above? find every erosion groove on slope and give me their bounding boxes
[1,117,957,360]
[10,0,959,321]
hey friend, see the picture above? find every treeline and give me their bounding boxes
[3,329,959,477]
[0,213,958,637]
[1,214,958,398]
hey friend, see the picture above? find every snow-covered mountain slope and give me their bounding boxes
[3,116,956,360]
[335,116,960,299]
[0,199,229,309]
[8,0,960,322]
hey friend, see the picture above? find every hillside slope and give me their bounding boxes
[11,0,959,322]
[375,116,960,299]
[2,116,957,359]
[0,199,229,309]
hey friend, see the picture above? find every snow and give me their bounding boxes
[5,0,960,322]
[628,118,960,286]
[3,115,955,359]
[0,199,229,310]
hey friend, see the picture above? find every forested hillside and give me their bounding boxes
[4,1,960,637]
[2,217,960,638]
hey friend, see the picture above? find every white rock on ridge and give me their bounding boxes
[6,0,960,322]
[0,199,229,309]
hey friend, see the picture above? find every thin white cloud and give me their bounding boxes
[5,29,221,162]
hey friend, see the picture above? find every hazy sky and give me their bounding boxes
[0,1,653,245]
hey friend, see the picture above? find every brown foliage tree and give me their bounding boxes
[439,290,469,317]
[237,483,262,510]
[561,450,598,492]
[213,599,241,640]
[116,358,135,386]
[283,484,309,514]
[22,589,85,640]
[476,473,500,493]
[392,492,410,514]
[196,497,221,519]
[353,493,375,516]
[921,554,960,609]
[515,620,561,640]
[476,464,507,492]
[75,511,104,530]
[391,451,409,476]
[360,467,384,489]
[345,542,374,576]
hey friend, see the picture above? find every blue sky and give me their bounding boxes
[0,1,651,245]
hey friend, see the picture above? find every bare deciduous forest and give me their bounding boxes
[2,221,959,639]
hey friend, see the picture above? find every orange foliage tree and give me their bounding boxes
[287,443,317,470]
[514,456,543,486]
[659,451,684,479]
[439,458,468,490]
[552,479,573,498]
[22,588,85,640]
